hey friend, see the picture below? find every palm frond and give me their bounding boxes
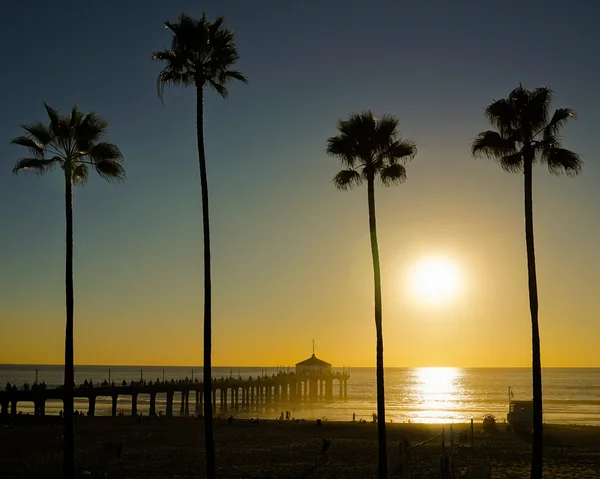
[508,84,531,112]
[153,49,195,100]
[72,163,88,186]
[383,139,417,163]
[10,136,45,159]
[155,12,245,102]
[373,115,399,143]
[208,15,225,38]
[485,99,517,138]
[43,103,60,128]
[208,79,228,97]
[498,153,524,173]
[521,87,552,137]
[11,105,125,186]
[336,111,380,162]
[12,158,57,175]
[479,84,581,178]
[379,163,407,186]
[69,105,83,132]
[534,133,562,152]
[88,142,123,163]
[338,111,376,143]
[210,26,240,61]
[94,160,126,182]
[43,103,71,139]
[210,69,248,98]
[221,69,247,84]
[328,110,416,187]
[472,131,517,159]
[207,27,245,96]
[77,112,108,150]
[326,134,359,168]
[541,147,582,176]
[169,13,206,53]
[152,49,175,62]
[333,169,362,190]
[22,122,53,146]
[543,108,576,140]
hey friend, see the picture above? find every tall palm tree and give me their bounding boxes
[472,85,581,479]
[326,111,416,479]
[10,104,125,479]
[153,13,247,478]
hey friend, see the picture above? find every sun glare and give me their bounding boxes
[411,367,463,423]
[410,257,461,304]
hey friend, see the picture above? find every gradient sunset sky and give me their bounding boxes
[1,0,598,367]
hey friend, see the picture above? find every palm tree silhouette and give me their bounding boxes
[153,13,247,478]
[472,85,581,479]
[326,111,416,479]
[10,104,124,479]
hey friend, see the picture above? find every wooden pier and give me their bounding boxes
[0,372,349,418]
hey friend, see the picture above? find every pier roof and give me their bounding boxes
[295,354,331,367]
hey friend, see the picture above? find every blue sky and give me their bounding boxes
[1,0,599,366]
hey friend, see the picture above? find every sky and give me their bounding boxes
[1,0,599,368]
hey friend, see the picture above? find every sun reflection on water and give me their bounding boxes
[411,367,463,423]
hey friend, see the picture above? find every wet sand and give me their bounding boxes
[1,416,599,478]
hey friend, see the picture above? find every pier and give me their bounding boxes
[0,372,349,418]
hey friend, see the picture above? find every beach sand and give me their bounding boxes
[1,416,599,478]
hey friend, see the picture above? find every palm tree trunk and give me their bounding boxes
[367,175,388,479]
[524,158,543,479]
[196,81,216,479]
[63,169,75,479]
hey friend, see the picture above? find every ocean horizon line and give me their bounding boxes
[2,363,599,369]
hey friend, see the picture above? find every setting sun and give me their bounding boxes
[410,257,461,304]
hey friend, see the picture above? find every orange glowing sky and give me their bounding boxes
[1,1,599,368]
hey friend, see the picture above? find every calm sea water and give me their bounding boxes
[1,365,599,425]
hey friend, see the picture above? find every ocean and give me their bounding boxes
[1,365,599,425]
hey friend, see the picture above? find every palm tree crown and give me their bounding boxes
[152,12,247,98]
[472,84,581,174]
[326,111,417,188]
[11,103,125,183]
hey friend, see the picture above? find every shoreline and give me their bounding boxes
[5,413,600,427]
[6,404,600,427]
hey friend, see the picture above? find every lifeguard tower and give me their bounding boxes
[507,387,534,427]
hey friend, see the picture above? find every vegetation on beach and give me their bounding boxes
[10,104,125,479]
[472,85,581,479]
[152,12,247,479]
[326,111,417,478]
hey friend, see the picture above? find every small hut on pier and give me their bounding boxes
[295,354,331,376]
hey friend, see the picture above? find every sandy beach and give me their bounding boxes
[1,416,599,478]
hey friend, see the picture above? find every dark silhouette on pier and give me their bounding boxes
[0,371,349,419]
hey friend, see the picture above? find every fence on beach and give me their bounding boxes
[396,419,477,479]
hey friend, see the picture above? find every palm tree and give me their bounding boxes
[326,111,416,479]
[472,85,581,479]
[153,13,247,478]
[10,104,125,479]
